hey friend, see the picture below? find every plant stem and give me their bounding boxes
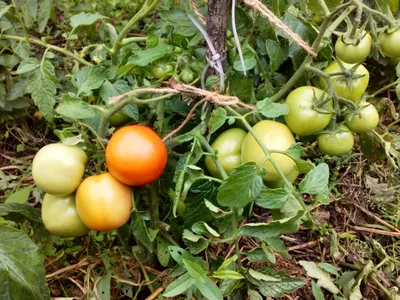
[317,0,330,15]
[147,183,160,227]
[355,0,397,29]
[11,1,29,39]
[367,79,400,98]
[232,208,244,270]
[0,34,92,66]
[198,135,229,180]
[97,93,175,137]
[270,2,352,102]
[120,36,148,46]
[110,0,160,64]
[350,2,363,39]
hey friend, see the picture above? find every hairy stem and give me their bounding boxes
[110,0,160,64]
[0,34,92,66]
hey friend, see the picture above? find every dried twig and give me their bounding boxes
[351,226,400,237]
[288,240,319,252]
[46,258,89,279]
[353,203,400,233]
[146,287,164,300]
[243,0,317,57]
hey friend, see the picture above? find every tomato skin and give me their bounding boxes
[109,111,131,127]
[151,63,174,80]
[317,125,354,156]
[76,173,132,231]
[41,193,89,237]
[241,120,296,182]
[344,100,379,134]
[320,61,369,102]
[32,143,87,196]
[284,86,332,136]
[335,32,372,64]
[180,69,195,84]
[379,29,400,58]
[205,128,247,178]
[106,125,168,186]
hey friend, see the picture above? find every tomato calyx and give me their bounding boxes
[334,60,367,87]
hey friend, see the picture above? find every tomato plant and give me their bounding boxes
[32,143,87,196]
[41,193,89,237]
[317,125,354,156]
[344,101,379,134]
[284,86,333,136]
[335,31,372,64]
[150,63,174,80]
[320,61,370,102]
[180,68,195,84]
[205,128,247,178]
[379,29,400,58]
[109,111,131,127]
[76,173,132,231]
[241,120,296,182]
[106,125,168,186]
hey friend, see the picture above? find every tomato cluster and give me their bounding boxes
[33,125,167,237]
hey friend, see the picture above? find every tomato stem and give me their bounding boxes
[355,0,397,29]
[110,0,160,64]
[0,34,92,66]
[349,2,363,40]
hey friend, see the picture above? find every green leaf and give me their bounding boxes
[99,79,131,104]
[285,143,307,159]
[315,186,330,205]
[217,162,263,208]
[255,187,290,209]
[220,279,243,297]
[244,248,268,263]
[208,108,227,135]
[127,43,172,67]
[212,269,244,280]
[293,158,315,174]
[299,261,339,294]
[37,0,51,32]
[156,236,170,267]
[131,211,153,252]
[12,41,30,59]
[264,237,289,258]
[248,269,280,282]
[6,187,31,203]
[239,209,303,238]
[168,246,201,266]
[163,273,195,297]
[233,49,257,71]
[0,225,50,300]
[182,230,209,255]
[56,100,95,119]
[248,289,263,300]
[312,280,325,300]
[299,163,329,194]
[96,272,111,300]
[194,277,223,300]
[16,58,39,74]
[27,59,58,121]
[228,73,254,102]
[249,267,304,297]
[265,40,287,72]
[318,263,339,277]
[72,65,106,96]
[192,222,220,238]
[0,202,41,224]
[261,242,276,264]
[0,3,11,19]
[256,97,288,118]
[218,255,239,271]
[70,12,107,28]
[182,258,207,281]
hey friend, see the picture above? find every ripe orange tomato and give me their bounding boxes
[76,173,132,231]
[105,125,168,186]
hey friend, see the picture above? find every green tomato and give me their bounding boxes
[241,120,296,182]
[32,143,87,196]
[320,61,369,102]
[41,193,89,237]
[265,167,299,188]
[284,86,333,136]
[205,128,247,178]
[317,125,354,156]
[379,29,400,59]
[180,69,195,84]
[335,31,372,64]
[150,63,174,80]
[389,0,399,12]
[109,111,131,127]
[344,100,379,134]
